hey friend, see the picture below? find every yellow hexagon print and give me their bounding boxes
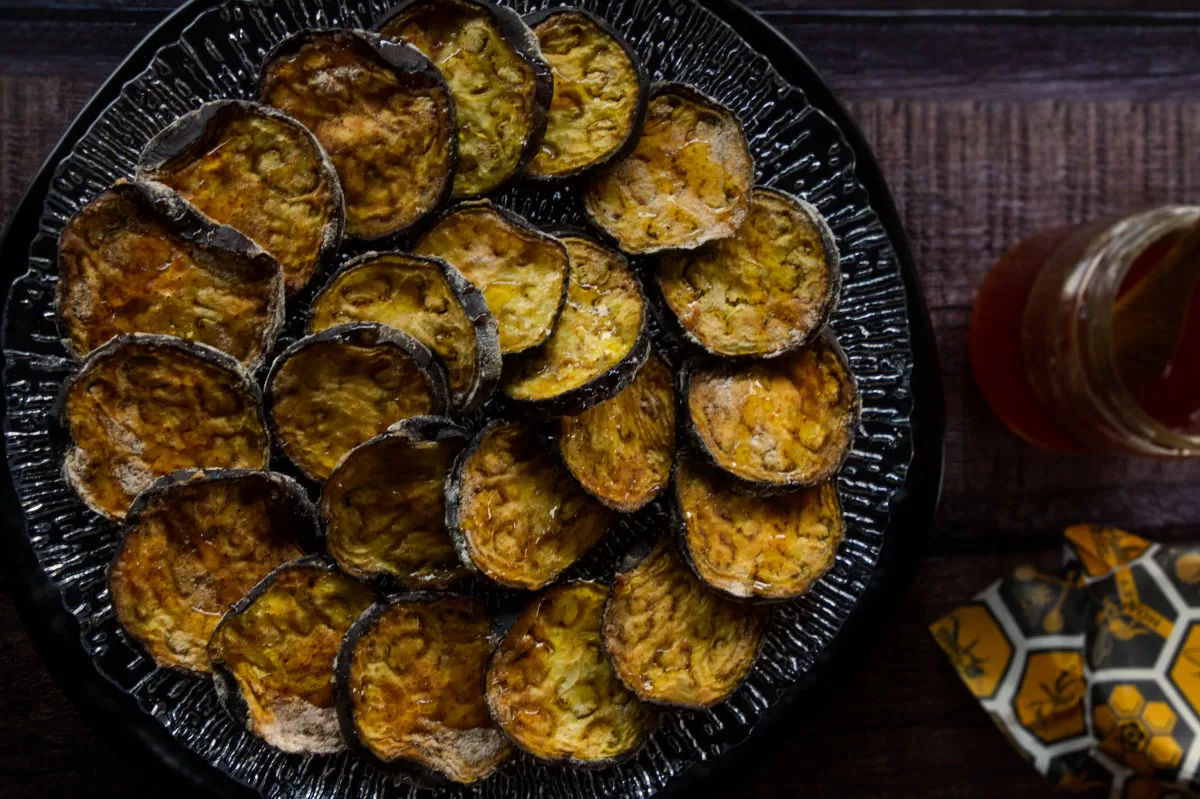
[1094,682,1191,781]
[1012,650,1087,744]
[930,603,1014,700]
[1169,622,1200,716]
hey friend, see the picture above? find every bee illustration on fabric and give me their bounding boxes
[1091,596,1154,666]
[1026,668,1086,724]
[933,615,988,681]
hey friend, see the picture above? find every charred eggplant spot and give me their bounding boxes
[260,31,454,239]
[57,182,283,368]
[676,453,844,600]
[450,423,610,590]
[267,326,448,482]
[109,471,308,674]
[140,102,342,295]
[63,336,269,520]
[603,540,769,707]
[309,253,498,412]
[583,86,754,255]
[528,10,644,178]
[414,203,567,354]
[380,0,547,197]
[658,188,839,357]
[501,236,646,408]
[558,354,675,512]
[321,423,469,589]
[686,335,857,489]
[486,582,652,763]
[208,562,374,753]
[342,596,511,783]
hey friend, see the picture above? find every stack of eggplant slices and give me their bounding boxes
[53,0,858,784]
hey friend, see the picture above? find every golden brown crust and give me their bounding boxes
[63,337,269,520]
[343,596,511,783]
[208,563,375,753]
[657,188,839,357]
[686,335,857,488]
[583,86,754,254]
[558,354,675,511]
[528,10,643,178]
[413,203,567,354]
[485,582,653,763]
[602,541,769,706]
[109,472,306,674]
[260,32,453,239]
[451,423,610,590]
[675,453,844,600]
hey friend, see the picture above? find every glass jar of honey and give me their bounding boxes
[971,206,1200,456]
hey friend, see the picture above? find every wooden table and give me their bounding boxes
[3,0,1199,795]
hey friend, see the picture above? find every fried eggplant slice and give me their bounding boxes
[524,8,648,179]
[266,323,449,482]
[501,235,649,417]
[602,540,769,707]
[558,353,675,512]
[108,469,312,674]
[56,180,284,368]
[137,100,344,295]
[413,201,568,355]
[377,0,552,197]
[446,421,611,590]
[684,332,858,491]
[208,558,375,754]
[675,452,844,601]
[485,582,653,764]
[583,84,754,255]
[321,418,470,590]
[259,29,455,240]
[60,334,270,521]
[335,595,511,785]
[308,252,500,412]
[657,187,840,358]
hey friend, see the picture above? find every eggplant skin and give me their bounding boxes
[320,417,471,590]
[485,582,653,764]
[56,179,285,370]
[378,0,552,198]
[446,421,611,591]
[60,334,270,521]
[108,469,311,675]
[583,83,755,255]
[259,29,455,240]
[500,235,650,417]
[207,557,375,754]
[683,331,859,491]
[137,100,344,296]
[558,353,675,512]
[674,452,844,601]
[265,323,449,483]
[524,8,648,179]
[657,187,841,358]
[308,251,500,413]
[335,594,512,785]
[413,201,568,356]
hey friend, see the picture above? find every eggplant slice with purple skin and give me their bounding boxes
[207,557,375,755]
[108,469,313,675]
[320,417,471,590]
[485,582,654,765]
[137,100,344,296]
[377,0,552,198]
[335,593,512,785]
[523,7,648,180]
[60,334,270,521]
[265,323,449,483]
[308,251,500,413]
[259,29,455,241]
[583,83,755,255]
[56,179,285,369]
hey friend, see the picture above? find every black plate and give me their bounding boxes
[0,0,944,797]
